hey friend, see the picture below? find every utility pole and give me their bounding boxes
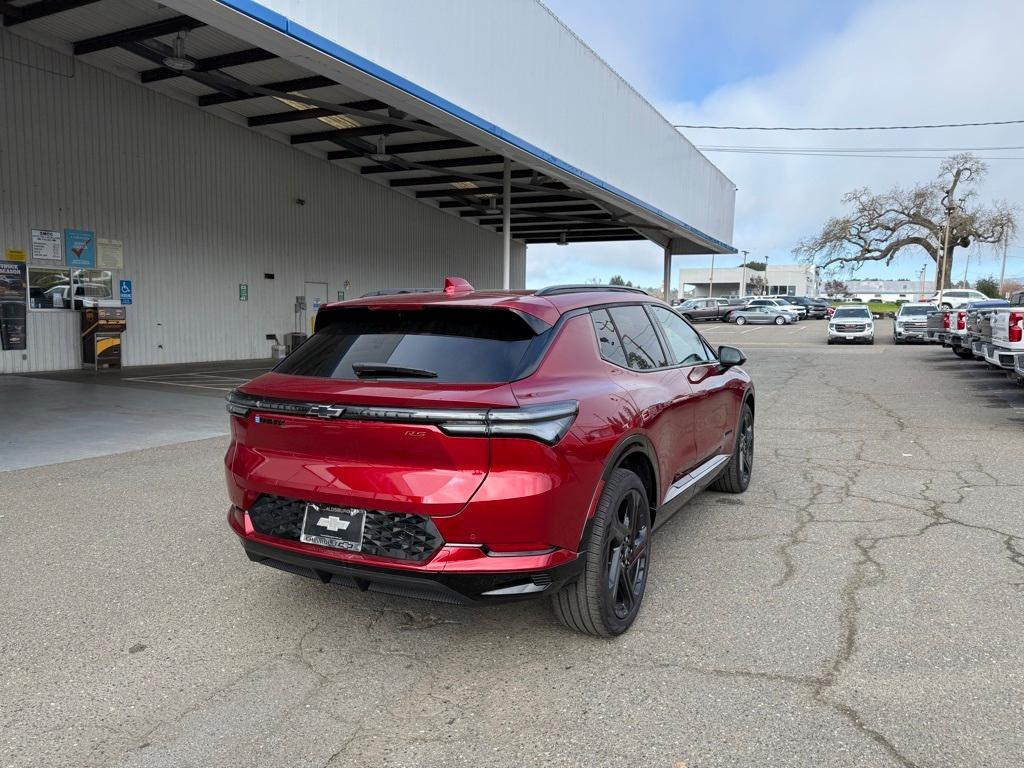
[709,253,716,298]
[998,231,1009,297]
[962,245,971,288]
[740,250,749,297]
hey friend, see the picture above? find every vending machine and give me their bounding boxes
[81,305,127,369]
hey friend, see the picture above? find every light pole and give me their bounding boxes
[740,250,749,297]
[709,253,716,298]
[937,191,955,295]
[764,255,769,296]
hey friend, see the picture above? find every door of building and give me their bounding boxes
[303,281,328,334]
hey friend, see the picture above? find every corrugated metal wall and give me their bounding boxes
[0,29,526,374]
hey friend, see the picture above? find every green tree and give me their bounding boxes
[608,275,633,287]
[740,261,766,272]
[974,275,1000,298]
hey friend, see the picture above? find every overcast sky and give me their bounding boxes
[530,0,1024,289]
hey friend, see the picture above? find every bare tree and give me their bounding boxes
[823,279,849,296]
[748,274,767,296]
[795,154,1016,290]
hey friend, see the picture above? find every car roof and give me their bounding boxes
[320,283,665,327]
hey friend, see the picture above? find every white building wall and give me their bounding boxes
[193,0,735,248]
[0,29,524,374]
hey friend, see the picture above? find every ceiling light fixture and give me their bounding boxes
[162,30,196,71]
[368,135,392,163]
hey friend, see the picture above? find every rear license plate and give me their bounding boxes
[300,503,366,552]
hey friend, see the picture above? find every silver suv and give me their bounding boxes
[893,303,933,343]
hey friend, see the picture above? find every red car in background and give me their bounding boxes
[225,279,755,636]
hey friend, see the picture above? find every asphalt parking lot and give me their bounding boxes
[3,320,1023,768]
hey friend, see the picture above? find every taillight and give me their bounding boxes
[956,311,966,331]
[942,313,951,330]
[1010,312,1024,343]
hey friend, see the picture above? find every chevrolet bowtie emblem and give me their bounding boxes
[316,515,350,532]
[309,404,345,419]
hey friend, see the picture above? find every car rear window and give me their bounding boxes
[274,307,537,383]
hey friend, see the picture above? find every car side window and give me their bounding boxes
[607,305,668,370]
[650,306,711,366]
[590,309,628,367]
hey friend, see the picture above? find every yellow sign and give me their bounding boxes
[5,249,26,262]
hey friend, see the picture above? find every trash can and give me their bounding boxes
[271,343,287,360]
[284,332,308,354]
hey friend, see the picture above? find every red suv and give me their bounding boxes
[225,279,755,635]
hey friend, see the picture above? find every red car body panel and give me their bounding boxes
[225,287,754,602]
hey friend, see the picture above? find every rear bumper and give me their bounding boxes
[983,346,1021,370]
[229,508,584,604]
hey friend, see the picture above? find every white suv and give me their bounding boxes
[928,289,988,309]
[828,305,874,345]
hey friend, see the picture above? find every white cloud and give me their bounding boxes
[529,0,1024,288]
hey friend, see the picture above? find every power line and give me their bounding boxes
[697,150,1024,160]
[696,144,1024,153]
[675,119,1024,131]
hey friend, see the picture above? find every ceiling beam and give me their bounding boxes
[502,223,635,234]
[524,234,645,244]
[198,75,334,107]
[459,203,602,218]
[479,213,613,225]
[438,193,582,206]
[389,169,533,188]
[328,139,472,161]
[361,154,503,175]
[3,0,99,26]
[73,15,204,56]
[291,124,412,145]
[140,47,276,83]
[248,99,385,127]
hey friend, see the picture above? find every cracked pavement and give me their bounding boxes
[2,320,1023,767]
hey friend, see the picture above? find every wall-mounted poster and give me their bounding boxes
[31,229,62,261]
[0,261,28,351]
[64,228,96,268]
[97,238,124,269]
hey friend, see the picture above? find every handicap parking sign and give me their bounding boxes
[119,279,133,305]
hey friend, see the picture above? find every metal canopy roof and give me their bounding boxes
[1,0,730,251]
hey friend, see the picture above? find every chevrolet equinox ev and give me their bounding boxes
[225,279,755,636]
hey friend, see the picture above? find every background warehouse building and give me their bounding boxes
[0,0,735,374]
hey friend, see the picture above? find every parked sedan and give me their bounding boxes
[731,306,795,325]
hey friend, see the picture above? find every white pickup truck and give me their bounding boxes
[984,291,1024,369]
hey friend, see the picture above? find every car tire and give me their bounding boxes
[774,316,785,325]
[710,402,754,494]
[735,316,747,325]
[827,338,834,345]
[552,469,651,637]
[953,347,974,359]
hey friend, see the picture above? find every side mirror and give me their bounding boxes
[718,345,746,368]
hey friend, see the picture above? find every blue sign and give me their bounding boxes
[119,279,133,305]
[64,228,96,268]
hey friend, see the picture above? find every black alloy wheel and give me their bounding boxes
[552,469,651,636]
[710,403,754,493]
[604,487,650,622]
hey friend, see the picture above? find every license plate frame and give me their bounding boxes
[299,503,366,552]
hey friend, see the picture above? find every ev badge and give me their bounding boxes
[316,515,350,532]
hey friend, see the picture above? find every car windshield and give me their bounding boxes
[898,306,931,316]
[833,307,870,319]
